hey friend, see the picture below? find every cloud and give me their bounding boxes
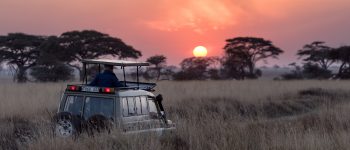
[145,0,245,34]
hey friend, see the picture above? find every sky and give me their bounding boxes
[1,0,350,66]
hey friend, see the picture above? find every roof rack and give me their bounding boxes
[82,59,150,89]
[82,59,149,67]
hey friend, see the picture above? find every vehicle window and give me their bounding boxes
[135,97,141,115]
[64,96,84,116]
[127,97,135,115]
[148,100,158,113]
[83,97,114,120]
[122,98,128,116]
[140,96,148,115]
[122,96,149,117]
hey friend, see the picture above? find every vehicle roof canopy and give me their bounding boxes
[82,59,149,67]
[81,59,152,88]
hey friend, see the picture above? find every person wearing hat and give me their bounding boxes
[89,64,124,87]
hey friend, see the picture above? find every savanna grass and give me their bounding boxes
[1,80,350,150]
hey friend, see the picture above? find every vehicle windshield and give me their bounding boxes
[83,97,114,120]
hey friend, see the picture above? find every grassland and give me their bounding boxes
[1,80,350,150]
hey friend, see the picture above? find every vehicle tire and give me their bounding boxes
[53,112,81,137]
[86,114,113,136]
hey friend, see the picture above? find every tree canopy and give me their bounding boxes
[297,41,334,70]
[331,46,350,79]
[146,55,167,80]
[174,57,216,80]
[30,36,74,82]
[58,30,142,80]
[223,37,283,79]
[0,33,45,82]
[0,31,143,82]
[59,30,141,60]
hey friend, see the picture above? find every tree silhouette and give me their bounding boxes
[173,57,216,80]
[58,30,142,80]
[38,36,71,63]
[223,37,283,79]
[30,36,74,82]
[297,41,334,70]
[146,55,167,80]
[221,55,246,79]
[0,33,45,82]
[331,46,350,79]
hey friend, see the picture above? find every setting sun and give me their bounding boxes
[193,46,208,57]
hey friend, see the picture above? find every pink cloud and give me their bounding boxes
[145,0,244,34]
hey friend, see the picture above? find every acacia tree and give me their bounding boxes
[146,55,167,80]
[297,41,334,70]
[0,33,45,82]
[173,57,216,80]
[221,55,246,79]
[58,30,142,80]
[30,36,74,82]
[223,37,283,79]
[331,46,350,79]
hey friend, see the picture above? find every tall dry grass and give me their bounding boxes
[1,80,350,150]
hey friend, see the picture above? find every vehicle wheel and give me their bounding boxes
[55,118,75,137]
[54,112,80,137]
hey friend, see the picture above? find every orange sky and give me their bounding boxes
[1,0,350,66]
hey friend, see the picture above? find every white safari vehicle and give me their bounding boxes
[54,59,175,137]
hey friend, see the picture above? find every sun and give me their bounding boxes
[193,46,208,57]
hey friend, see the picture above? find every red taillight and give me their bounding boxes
[69,85,77,91]
[103,88,114,93]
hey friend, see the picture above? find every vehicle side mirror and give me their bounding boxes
[156,94,163,102]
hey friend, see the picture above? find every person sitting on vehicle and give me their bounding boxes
[89,64,124,87]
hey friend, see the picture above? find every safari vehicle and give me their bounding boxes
[54,59,175,137]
